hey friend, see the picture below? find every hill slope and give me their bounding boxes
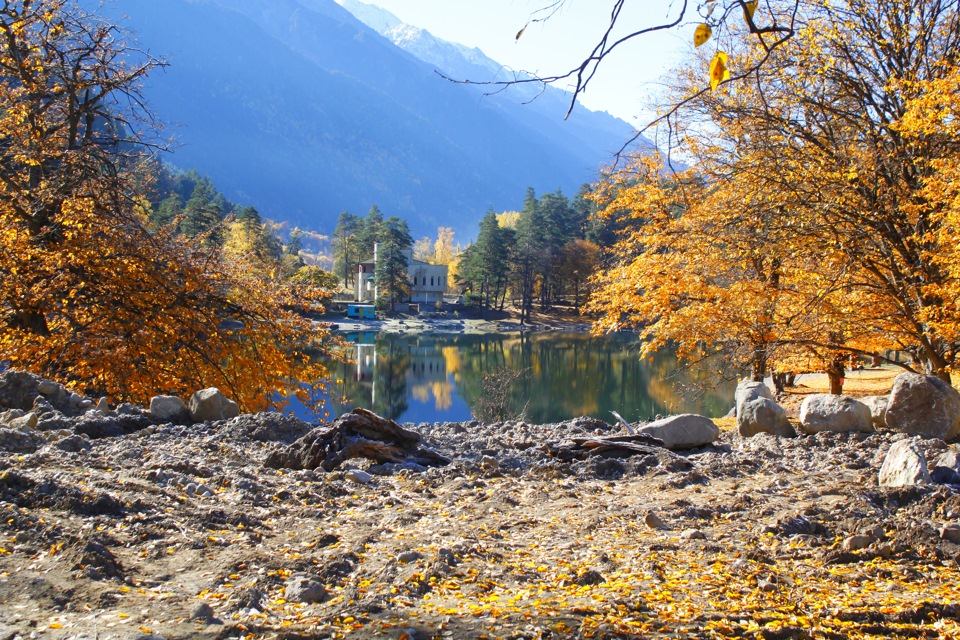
[114,0,643,236]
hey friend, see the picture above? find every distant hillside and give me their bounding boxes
[113,0,647,236]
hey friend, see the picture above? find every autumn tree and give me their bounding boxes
[0,0,338,412]
[588,0,960,386]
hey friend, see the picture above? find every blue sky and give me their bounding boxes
[363,0,692,125]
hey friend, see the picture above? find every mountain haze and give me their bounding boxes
[114,0,645,236]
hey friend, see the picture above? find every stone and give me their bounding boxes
[94,397,109,413]
[637,414,720,450]
[284,574,328,604]
[397,551,423,564]
[190,602,217,622]
[0,409,24,425]
[188,388,240,423]
[37,380,60,395]
[680,528,706,541]
[8,411,38,431]
[479,455,499,473]
[149,394,185,421]
[738,397,795,438]
[940,523,960,544]
[346,469,373,485]
[842,534,874,551]
[860,395,889,429]
[798,395,873,434]
[735,380,775,417]
[933,446,960,483]
[878,440,931,487]
[884,373,960,440]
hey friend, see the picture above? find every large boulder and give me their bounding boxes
[149,395,189,422]
[879,439,931,487]
[859,395,888,429]
[188,388,240,422]
[637,414,720,450]
[735,380,775,417]
[738,397,795,438]
[932,445,960,484]
[798,394,873,434]
[884,373,960,440]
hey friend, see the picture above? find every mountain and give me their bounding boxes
[110,0,645,236]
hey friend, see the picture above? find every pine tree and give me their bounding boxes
[374,217,413,310]
[332,211,361,287]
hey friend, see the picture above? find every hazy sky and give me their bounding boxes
[362,0,692,125]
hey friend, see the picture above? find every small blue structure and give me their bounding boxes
[347,304,376,319]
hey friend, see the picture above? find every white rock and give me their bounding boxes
[346,469,373,485]
[878,440,931,487]
[188,388,240,422]
[859,395,889,429]
[638,414,720,450]
[738,398,795,438]
[885,372,960,439]
[798,394,873,434]
[149,395,188,421]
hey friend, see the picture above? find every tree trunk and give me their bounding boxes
[826,354,845,395]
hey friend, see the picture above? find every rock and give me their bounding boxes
[574,569,605,585]
[284,574,328,604]
[8,411,38,431]
[739,397,795,438]
[798,395,873,434]
[940,523,960,544]
[479,455,499,473]
[842,534,875,551]
[37,380,60,395]
[933,446,960,483]
[94,397,109,413]
[0,408,23,425]
[735,380,775,416]
[190,602,217,622]
[397,551,423,564]
[149,396,188,422]
[637,414,720,450]
[645,511,668,530]
[884,373,960,440]
[680,528,706,540]
[860,395,888,429]
[346,469,373,484]
[188,388,240,422]
[878,440,931,487]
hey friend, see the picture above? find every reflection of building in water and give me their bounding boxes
[355,343,376,405]
[406,345,447,385]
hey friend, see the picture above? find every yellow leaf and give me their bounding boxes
[743,0,758,23]
[709,51,730,90]
[694,24,712,47]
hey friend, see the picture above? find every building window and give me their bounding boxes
[430,277,434,286]
[413,276,417,286]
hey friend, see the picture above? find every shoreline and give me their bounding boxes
[325,315,594,336]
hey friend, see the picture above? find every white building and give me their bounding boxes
[356,245,448,305]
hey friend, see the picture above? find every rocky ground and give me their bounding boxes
[1,373,959,639]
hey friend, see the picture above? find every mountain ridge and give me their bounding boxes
[113,0,644,237]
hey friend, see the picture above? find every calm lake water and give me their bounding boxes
[313,332,735,424]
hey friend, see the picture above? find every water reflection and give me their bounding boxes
[320,332,735,424]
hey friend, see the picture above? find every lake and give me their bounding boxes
[314,332,735,424]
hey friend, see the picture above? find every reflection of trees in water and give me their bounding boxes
[326,332,735,423]
[375,335,411,420]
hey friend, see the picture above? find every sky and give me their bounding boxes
[361,0,694,125]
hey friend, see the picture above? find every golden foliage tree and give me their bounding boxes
[0,0,338,412]
[588,0,960,384]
